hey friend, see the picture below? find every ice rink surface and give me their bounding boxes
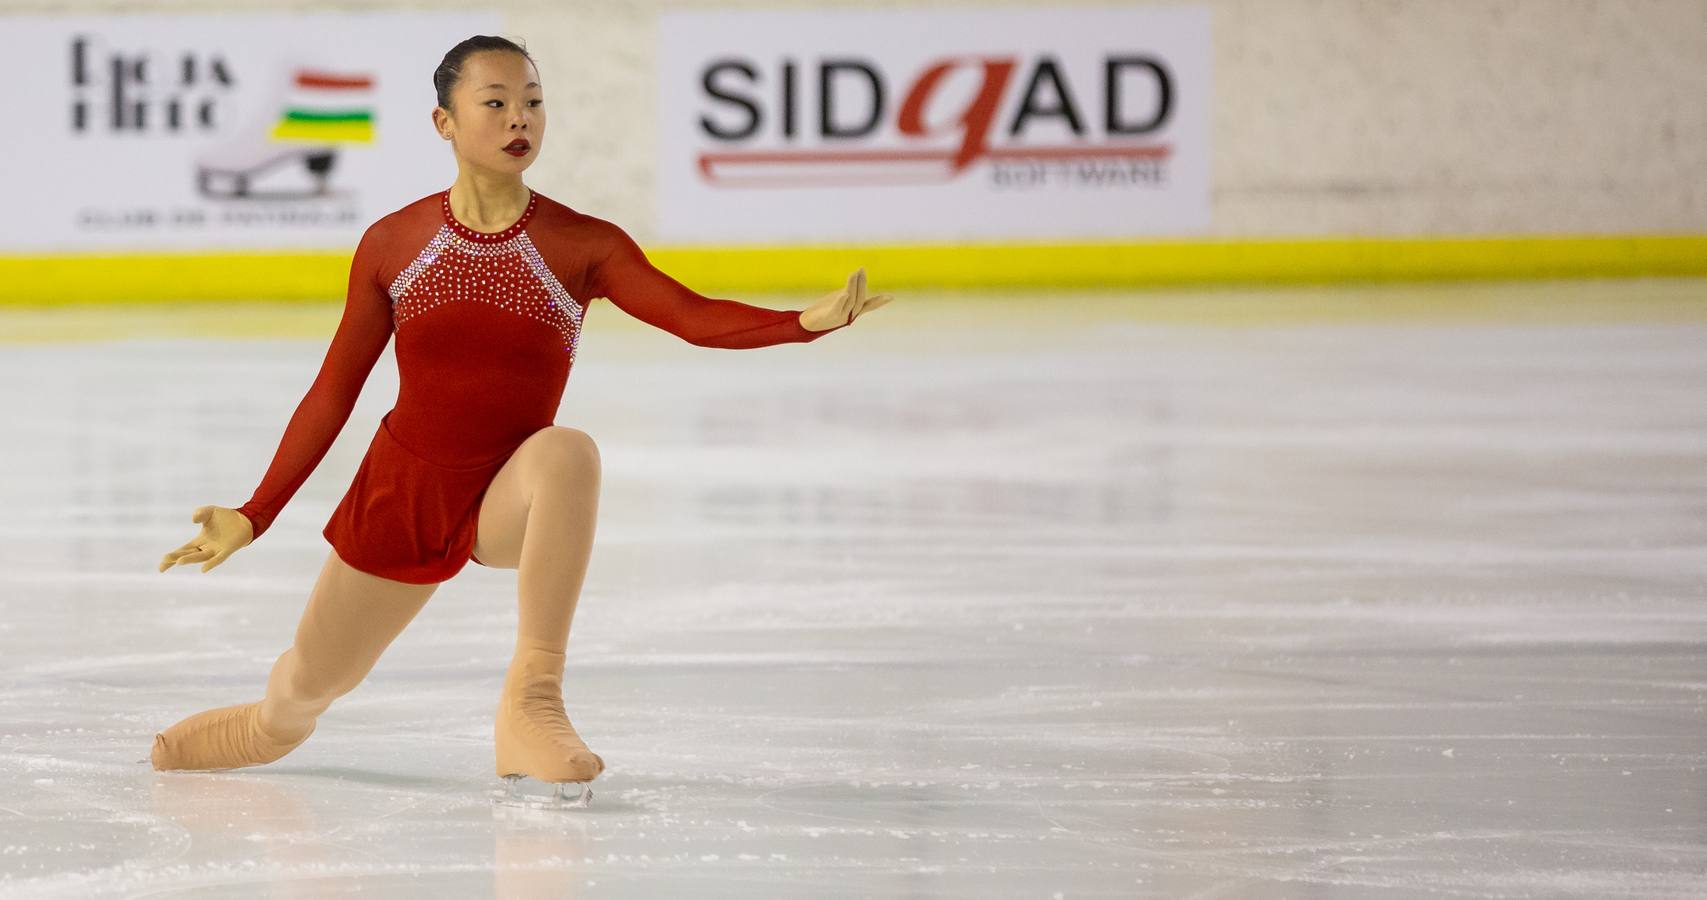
[1,279,1704,898]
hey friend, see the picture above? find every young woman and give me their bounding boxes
[151,35,889,806]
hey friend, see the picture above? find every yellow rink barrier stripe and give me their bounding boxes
[661,234,1707,293]
[2,234,1705,305]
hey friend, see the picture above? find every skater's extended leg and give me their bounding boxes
[151,550,438,771]
[475,425,604,783]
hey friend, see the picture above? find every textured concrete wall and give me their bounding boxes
[14,0,1707,241]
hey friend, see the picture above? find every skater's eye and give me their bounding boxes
[487,100,544,108]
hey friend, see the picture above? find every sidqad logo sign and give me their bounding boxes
[657,5,1210,242]
[695,54,1173,187]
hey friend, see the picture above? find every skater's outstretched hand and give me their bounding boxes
[800,267,893,332]
[158,505,253,573]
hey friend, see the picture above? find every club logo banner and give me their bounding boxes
[1,12,497,252]
[657,4,1211,243]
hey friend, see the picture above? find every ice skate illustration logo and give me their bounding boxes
[195,68,376,200]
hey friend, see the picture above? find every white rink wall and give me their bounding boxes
[10,0,1705,242]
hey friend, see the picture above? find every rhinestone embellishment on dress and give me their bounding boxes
[440,188,538,243]
[387,190,583,364]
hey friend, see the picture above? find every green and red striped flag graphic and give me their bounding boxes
[269,70,376,143]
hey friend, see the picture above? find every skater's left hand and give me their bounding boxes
[800,267,893,332]
[158,505,253,574]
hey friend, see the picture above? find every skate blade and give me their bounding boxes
[491,773,593,810]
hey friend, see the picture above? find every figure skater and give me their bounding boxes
[150,35,891,807]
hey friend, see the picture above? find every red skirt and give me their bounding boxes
[323,411,512,584]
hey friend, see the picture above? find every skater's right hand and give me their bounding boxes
[159,505,254,573]
[799,267,892,332]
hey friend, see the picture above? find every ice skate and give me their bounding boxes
[492,647,602,809]
[193,64,375,199]
[150,700,314,772]
[493,773,593,810]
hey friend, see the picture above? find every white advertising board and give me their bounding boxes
[0,12,498,252]
[657,4,1212,243]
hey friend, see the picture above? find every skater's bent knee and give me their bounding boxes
[528,427,600,480]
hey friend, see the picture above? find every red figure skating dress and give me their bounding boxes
[233,187,844,583]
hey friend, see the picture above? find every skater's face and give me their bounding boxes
[435,51,543,173]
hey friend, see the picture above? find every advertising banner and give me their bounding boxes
[657,4,1212,243]
[0,12,498,253]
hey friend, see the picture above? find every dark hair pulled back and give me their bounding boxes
[434,35,537,113]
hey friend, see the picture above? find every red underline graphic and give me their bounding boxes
[696,143,1171,185]
[296,72,374,89]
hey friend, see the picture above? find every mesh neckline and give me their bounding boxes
[440,188,537,242]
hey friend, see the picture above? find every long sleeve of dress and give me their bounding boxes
[587,222,850,349]
[234,224,394,540]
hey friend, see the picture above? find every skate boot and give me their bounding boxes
[151,701,314,772]
[493,648,602,809]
